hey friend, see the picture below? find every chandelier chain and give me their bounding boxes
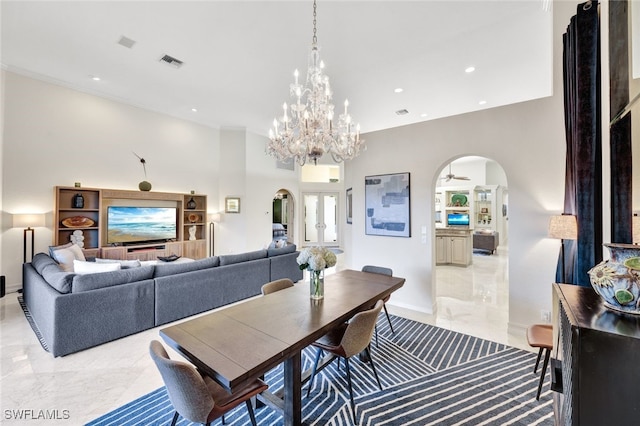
[312,0,317,45]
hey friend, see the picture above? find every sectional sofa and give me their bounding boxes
[22,245,303,357]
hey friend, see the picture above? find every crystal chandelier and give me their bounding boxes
[267,0,365,166]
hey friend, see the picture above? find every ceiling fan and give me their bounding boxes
[440,163,470,182]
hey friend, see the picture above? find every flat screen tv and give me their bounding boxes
[447,213,470,227]
[107,206,177,244]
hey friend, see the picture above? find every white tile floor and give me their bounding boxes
[0,246,525,425]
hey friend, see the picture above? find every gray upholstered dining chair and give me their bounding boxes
[261,278,294,295]
[149,340,268,426]
[362,265,394,345]
[306,300,384,424]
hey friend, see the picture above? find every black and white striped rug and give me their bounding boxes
[87,316,553,425]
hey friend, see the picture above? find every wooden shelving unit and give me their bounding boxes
[53,186,208,260]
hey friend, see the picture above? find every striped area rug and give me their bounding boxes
[87,316,553,425]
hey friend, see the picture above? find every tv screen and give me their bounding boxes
[107,207,177,244]
[447,213,470,226]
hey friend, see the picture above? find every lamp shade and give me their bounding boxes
[208,213,222,223]
[548,215,578,240]
[633,216,640,244]
[13,213,45,228]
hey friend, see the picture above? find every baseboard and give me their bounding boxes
[387,300,434,316]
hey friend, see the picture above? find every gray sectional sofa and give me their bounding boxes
[22,245,303,357]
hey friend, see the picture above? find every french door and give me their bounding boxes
[302,192,338,247]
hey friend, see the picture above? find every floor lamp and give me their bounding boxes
[208,213,221,257]
[548,214,578,283]
[13,213,45,263]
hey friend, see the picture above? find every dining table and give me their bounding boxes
[159,268,405,426]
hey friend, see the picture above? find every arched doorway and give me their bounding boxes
[272,189,295,245]
[433,156,509,343]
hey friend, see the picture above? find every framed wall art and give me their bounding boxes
[346,187,353,224]
[225,197,241,213]
[364,172,410,237]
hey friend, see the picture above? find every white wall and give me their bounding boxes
[344,0,576,337]
[1,71,220,290]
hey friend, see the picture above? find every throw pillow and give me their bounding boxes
[51,248,77,272]
[67,243,86,262]
[73,260,121,275]
[48,242,73,258]
[95,258,142,269]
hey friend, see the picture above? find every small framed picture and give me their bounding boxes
[225,197,241,213]
[346,187,353,224]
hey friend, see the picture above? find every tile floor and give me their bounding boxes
[0,246,524,425]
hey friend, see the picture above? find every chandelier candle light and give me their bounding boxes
[267,0,365,166]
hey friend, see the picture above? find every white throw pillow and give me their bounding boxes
[67,243,86,262]
[73,260,121,275]
[95,258,141,268]
[51,248,77,272]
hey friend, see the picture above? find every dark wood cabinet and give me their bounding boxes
[552,283,640,425]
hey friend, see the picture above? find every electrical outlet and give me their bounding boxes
[541,310,551,323]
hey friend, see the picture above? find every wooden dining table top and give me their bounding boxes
[160,269,405,391]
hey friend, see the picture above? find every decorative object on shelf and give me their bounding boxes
[188,213,200,223]
[186,197,197,210]
[72,192,84,209]
[188,225,197,241]
[12,213,45,264]
[297,246,337,300]
[70,229,85,248]
[225,197,241,213]
[61,216,95,228]
[267,0,364,166]
[450,193,468,207]
[548,214,578,283]
[588,243,640,315]
[365,172,410,237]
[133,152,152,191]
[481,207,489,213]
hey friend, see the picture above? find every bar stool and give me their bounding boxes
[526,324,553,400]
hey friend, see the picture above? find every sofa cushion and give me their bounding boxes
[51,244,86,272]
[73,260,121,275]
[219,249,268,266]
[72,265,155,293]
[268,244,297,257]
[41,263,75,294]
[31,253,59,275]
[48,242,73,257]
[95,258,142,269]
[153,256,218,278]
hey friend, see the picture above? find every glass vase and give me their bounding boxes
[310,270,324,300]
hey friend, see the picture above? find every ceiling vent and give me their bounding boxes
[395,109,409,115]
[160,54,184,69]
[117,36,136,49]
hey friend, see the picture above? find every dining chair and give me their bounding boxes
[306,300,384,424]
[526,324,553,400]
[362,265,394,345]
[149,340,268,426]
[261,278,294,295]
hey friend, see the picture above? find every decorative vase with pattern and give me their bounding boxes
[310,270,324,300]
[588,243,640,315]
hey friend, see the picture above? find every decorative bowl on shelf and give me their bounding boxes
[188,213,201,223]
[61,216,95,228]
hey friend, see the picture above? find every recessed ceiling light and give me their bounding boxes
[420,113,428,118]
[479,100,487,105]
[395,109,409,115]
[191,108,198,112]
[90,76,101,81]
[394,88,404,93]
[465,66,476,73]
